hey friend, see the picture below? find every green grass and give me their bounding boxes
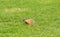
[0,0,60,37]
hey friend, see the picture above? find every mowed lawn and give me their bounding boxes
[0,0,60,37]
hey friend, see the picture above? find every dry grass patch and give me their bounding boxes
[4,8,29,12]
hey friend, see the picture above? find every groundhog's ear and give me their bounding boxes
[23,18,26,21]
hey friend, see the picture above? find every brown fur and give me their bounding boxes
[23,18,35,25]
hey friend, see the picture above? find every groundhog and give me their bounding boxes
[23,18,35,25]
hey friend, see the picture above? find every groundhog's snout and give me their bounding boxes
[23,18,35,25]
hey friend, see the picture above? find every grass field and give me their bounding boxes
[0,0,60,37]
